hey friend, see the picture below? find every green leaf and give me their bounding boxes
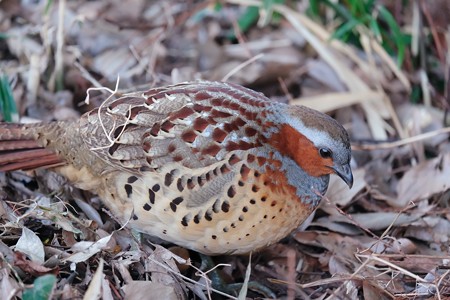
[237,6,259,33]
[377,9,402,35]
[213,1,223,11]
[22,275,57,300]
[396,41,406,66]
[322,0,353,21]
[331,18,361,41]
[367,0,376,10]
[308,0,409,66]
[226,6,259,40]
[0,75,18,122]
[263,0,285,10]
[263,0,285,23]
[411,85,421,104]
[369,18,382,41]
[348,0,371,17]
[44,0,54,15]
[378,6,407,65]
[308,0,321,17]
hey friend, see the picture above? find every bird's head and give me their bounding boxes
[269,105,353,188]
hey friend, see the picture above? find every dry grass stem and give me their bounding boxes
[352,126,450,150]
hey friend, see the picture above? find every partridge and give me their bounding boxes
[0,81,353,255]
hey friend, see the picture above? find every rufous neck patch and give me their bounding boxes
[269,124,333,177]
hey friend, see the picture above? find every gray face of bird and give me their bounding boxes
[265,104,353,189]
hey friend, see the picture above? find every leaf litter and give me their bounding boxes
[1,0,450,299]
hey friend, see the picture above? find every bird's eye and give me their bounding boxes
[319,148,332,158]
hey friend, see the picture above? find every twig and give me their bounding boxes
[222,53,265,82]
[50,0,65,92]
[320,193,378,239]
[352,127,450,150]
[356,254,428,283]
[74,61,105,90]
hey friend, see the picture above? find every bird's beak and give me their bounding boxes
[333,163,353,188]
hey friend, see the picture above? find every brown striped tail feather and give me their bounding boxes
[0,123,63,171]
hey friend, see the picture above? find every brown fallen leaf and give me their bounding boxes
[83,258,114,300]
[313,212,420,233]
[122,281,179,300]
[0,267,21,300]
[365,254,450,274]
[13,252,59,277]
[396,153,450,207]
[362,281,393,300]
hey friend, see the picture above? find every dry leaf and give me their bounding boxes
[92,47,137,81]
[13,252,59,277]
[404,216,450,243]
[293,230,345,251]
[0,268,20,300]
[397,153,450,207]
[315,212,420,232]
[15,227,45,264]
[363,281,392,300]
[307,59,346,92]
[83,258,113,300]
[122,281,178,300]
[63,234,113,263]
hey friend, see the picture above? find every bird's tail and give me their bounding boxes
[0,123,63,172]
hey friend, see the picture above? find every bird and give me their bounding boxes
[0,81,353,255]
